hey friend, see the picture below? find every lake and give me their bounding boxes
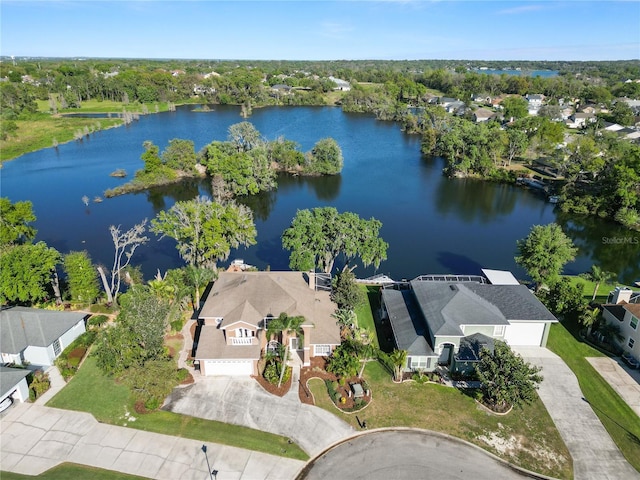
[2,105,638,285]
[472,69,559,77]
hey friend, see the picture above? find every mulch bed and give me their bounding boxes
[298,357,372,411]
[252,372,292,397]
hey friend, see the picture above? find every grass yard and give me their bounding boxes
[1,114,122,162]
[308,361,572,479]
[563,275,633,305]
[1,463,147,480]
[47,356,308,461]
[355,285,380,348]
[547,321,640,471]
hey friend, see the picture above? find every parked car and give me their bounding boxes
[0,397,13,414]
[622,351,639,369]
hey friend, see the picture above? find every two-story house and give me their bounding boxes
[195,271,340,376]
[602,287,640,357]
[381,271,558,375]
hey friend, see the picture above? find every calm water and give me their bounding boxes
[472,69,559,77]
[2,105,638,284]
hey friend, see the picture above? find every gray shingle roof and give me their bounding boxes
[381,289,433,356]
[464,284,557,321]
[0,366,30,398]
[1,307,87,354]
[455,333,495,361]
[410,281,510,337]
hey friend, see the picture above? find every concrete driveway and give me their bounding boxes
[298,429,545,480]
[163,376,354,457]
[514,347,640,480]
[587,356,640,417]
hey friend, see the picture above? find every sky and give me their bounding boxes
[1,1,639,61]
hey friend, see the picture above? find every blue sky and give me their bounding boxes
[1,1,639,61]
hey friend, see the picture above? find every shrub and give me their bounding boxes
[170,318,184,333]
[28,370,51,400]
[264,360,290,385]
[90,304,115,314]
[89,315,108,328]
[176,368,189,382]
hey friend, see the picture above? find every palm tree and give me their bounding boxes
[596,322,624,345]
[266,313,305,388]
[583,265,617,301]
[389,349,408,382]
[332,308,357,340]
[357,330,377,379]
[580,307,601,337]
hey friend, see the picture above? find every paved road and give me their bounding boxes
[1,403,303,479]
[298,429,543,480]
[515,347,640,480]
[163,376,355,457]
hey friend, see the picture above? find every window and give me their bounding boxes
[410,356,427,369]
[629,338,635,349]
[53,339,61,356]
[314,345,331,356]
[631,316,638,330]
[494,325,506,336]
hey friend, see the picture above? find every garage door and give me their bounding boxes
[504,323,545,346]
[203,360,254,376]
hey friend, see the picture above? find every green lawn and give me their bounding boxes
[47,356,308,461]
[307,361,572,479]
[547,321,640,471]
[355,285,380,348]
[1,463,148,480]
[564,275,633,305]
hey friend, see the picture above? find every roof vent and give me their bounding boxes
[449,285,458,291]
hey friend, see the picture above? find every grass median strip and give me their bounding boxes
[47,356,308,461]
[547,321,640,471]
[1,463,148,480]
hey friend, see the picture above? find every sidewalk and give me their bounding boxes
[1,402,304,479]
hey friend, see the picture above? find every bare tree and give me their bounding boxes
[98,220,149,304]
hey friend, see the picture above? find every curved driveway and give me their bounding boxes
[163,376,354,457]
[298,429,541,480]
[515,347,640,480]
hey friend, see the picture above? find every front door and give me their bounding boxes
[438,344,453,366]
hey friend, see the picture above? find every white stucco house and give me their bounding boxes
[1,307,87,367]
[602,287,640,357]
[0,366,30,407]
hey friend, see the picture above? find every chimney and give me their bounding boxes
[308,271,315,290]
[611,287,633,304]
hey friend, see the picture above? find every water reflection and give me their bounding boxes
[434,176,518,222]
[556,211,640,283]
[141,179,207,213]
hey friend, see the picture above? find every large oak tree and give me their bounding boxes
[282,207,388,274]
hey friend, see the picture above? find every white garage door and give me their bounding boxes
[204,360,253,376]
[504,323,545,346]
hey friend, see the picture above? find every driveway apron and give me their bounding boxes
[163,376,354,457]
[514,347,640,480]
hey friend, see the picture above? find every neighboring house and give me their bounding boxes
[0,366,30,406]
[473,108,495,123]
[471,94,492,105]
[526,94,544,115]
[195,271,340,376]
[380,271,558,375]
[566,112,596,129]
[602,287,640,356]
[328,76,351,91]
[0,307,87,367]
[271,84,293,94]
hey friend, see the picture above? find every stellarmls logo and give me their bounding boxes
[602,236,639,245]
